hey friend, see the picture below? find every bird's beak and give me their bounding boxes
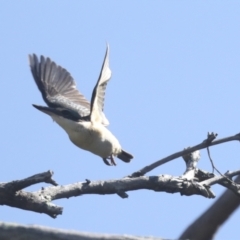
[32,104,59,117]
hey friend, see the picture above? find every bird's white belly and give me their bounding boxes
[53,116,121,158]
[69,122,122,158]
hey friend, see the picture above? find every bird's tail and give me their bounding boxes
[117,150,133,163]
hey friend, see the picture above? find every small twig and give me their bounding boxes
[205,132,218,172]
[85,179,91,184]
[206,146,227,180]
[117,191,129,198]
[204,132,218,144]
[206,145,236,189]
[207,147,215,173]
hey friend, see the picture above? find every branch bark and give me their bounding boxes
[0,222,165,240]
[1,168,240,218]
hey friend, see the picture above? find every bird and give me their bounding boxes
[28,45,133,166]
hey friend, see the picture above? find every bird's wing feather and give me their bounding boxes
[90,45,111,126]
[29,54,90,118]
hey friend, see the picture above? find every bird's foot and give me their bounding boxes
[103,158,111,166]
[109,155,116,166]
[102,155,116,166]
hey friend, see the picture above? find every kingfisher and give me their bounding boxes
[29,45,133,166]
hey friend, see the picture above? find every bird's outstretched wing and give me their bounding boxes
[90,45,111,126]
[29,54,90,119]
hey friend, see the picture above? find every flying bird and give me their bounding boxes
[29,46,133,166]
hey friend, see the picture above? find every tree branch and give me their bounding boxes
[0,222,165,240]
[1,132,240,218]
[129,133,240,177]
[0,171,61,218]
[1,168,240,217]
[2,171,57,192]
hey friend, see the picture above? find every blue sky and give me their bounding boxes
[1,1,240,239]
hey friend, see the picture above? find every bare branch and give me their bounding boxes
[0,171,61,218]
[2,169,240,217]
[1,171,57,192]
[0,222,165,240]
[129,133,240,177]
[35,174,216,201]
[0,189,63,218]
[1,133,240,218]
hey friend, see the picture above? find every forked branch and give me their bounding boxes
[1,132,240,218]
